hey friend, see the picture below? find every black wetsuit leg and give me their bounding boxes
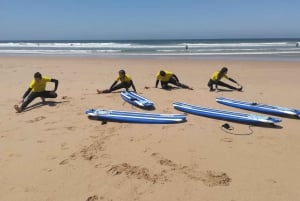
[169,77,189,88]
[21,91,57,110]
[216,80,239,90]
[160,81,169,89]
[110,82,131,92]
[207,79,215,91]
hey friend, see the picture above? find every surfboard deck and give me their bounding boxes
[216,97,300,118]
[173,102,281,125]
[86,109,186,124]
[121,91,154,109]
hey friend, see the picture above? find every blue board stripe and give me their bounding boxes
[121,91,154,109]
[86,109,186,124]
[216,97,300,117]
[173,102,281,124]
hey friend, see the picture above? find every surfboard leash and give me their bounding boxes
[220,123,254,135]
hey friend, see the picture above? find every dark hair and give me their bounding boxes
[160,70,166,76]
[220,67,228,74]
[34,72,42,78]
[119,70,125,75]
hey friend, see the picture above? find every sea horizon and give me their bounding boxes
[1,37,300,61]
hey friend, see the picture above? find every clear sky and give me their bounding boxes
[1,0,300,40]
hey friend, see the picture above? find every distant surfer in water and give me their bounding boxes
[14,72,59,112]
[208,67,243,92]
[155,70,193,90]
[97,69,136,93]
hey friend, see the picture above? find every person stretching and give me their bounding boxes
[155,70,193,90]
[97,69,136,93]
[14,72,59,112]
[207,67,243,92]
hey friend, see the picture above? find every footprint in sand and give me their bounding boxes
[221,137,233,142]
[86,195,99,201]
[81,140,105,161]
[26,116,46,123]
[151,152,231,187]
[107,163,168,184]
[59,159,69,165]
[65,126,76,131]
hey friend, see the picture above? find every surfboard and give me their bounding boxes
[173,102,281,125]
[121,91,154,109]
[216,97,300,118]
[85,109,186,124]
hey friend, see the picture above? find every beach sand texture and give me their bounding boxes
[1,56,300,201]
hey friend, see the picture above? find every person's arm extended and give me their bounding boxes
[130,80,137,92]
[51,79,59,91]
[228,77,240,85]
[18,88,32,104]
[155,80,159,88]
[22,88,32,99]
[109,81,118,89]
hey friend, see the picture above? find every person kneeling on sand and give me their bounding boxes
[207,67,243,92]
[155,70,193,90]
[97,69,136,93]
[14,72,59,113]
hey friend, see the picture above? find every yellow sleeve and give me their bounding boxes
[29,79,35,88]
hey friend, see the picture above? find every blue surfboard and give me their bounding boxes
[173,102,281,125]
[86,109,186,124]
[216,97,300,118]
[121,91,154,109]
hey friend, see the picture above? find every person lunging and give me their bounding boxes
[97,70,136,93]
[207,67,243,92]
[14,72,59,112]
[155,70,193,90]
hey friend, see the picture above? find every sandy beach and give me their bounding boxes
[1,56,300,201]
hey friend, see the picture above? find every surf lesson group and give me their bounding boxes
[14,66,243,113]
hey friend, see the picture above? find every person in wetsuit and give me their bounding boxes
[97,69,136,93]
[155,70,193,90]
[207,67,243,92]
[14,72,59,112]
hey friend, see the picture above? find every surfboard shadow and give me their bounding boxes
[216,88,234,92]
[190,115,283,129]
[160,86,181,91]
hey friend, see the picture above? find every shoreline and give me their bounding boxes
[2,53,300,62]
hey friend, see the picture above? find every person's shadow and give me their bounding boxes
[22,100,68,112]
[216,88,234,92]
[160,86,181,91]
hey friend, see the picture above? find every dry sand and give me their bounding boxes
[0,56,300,201]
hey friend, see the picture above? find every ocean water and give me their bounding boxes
[0,38,300,61]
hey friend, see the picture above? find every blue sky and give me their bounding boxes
[1,0,300,40]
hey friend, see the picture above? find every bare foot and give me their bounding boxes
[14,105,22,113]
[96,89,102,94]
